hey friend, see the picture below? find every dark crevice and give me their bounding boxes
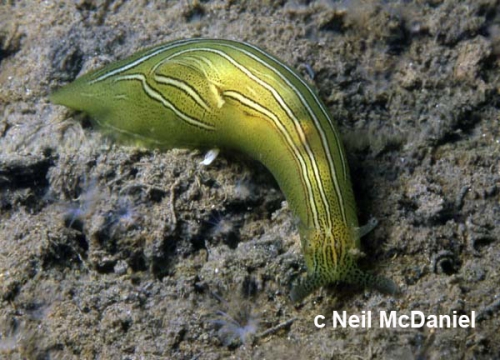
[184,3,205,22]
[319,13,345,33]
[386,18,412,55]
[0,153,55,189]
[0,28,24,66]
[50,39,84,83]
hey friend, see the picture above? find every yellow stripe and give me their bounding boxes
[114,73,215,131]
[113,43,347,231]
[165,48,324,229]
[220,43,347,228]
[223,89,321,227]
[208,47,335,230]
[153,74,211,112]
[89,39,201,84]
[238,42,349,184]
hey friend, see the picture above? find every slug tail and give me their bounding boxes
[290,273,324,303]
[290,268,398,303]
[346,267,399,296]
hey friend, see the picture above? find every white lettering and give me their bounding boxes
[411,311,425,328]
[322,310,477,329]
[314,315,325,328]
[380,311,397,328]
[398,314,410,328]
[427,315,438,328]
[349,315,360,328]
[458,315,469,328]
[439,315,451,328]
[333,311,347,328]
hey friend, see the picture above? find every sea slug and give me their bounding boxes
[51,38,396,302]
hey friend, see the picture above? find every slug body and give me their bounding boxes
[51,38,395,301]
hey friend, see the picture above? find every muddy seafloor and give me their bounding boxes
[1,0,499,359]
